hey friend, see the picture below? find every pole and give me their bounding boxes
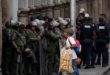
[70,0,76,26]
[70,0,76,37]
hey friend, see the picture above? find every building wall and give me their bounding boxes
[78,0,110,22]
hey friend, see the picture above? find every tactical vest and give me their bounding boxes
[80,23,94,40]
[95,23,109,40]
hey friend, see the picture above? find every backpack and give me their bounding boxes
[69,39,82,54]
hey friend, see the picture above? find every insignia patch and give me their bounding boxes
[99,26,105,29]
[84,25,91,28]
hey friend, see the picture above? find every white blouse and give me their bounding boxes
[65,37,77,59]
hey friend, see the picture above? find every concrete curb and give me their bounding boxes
[101,66,110,75]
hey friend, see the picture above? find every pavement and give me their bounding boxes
[79,44,110,75]
[80,65,110,75]
[62,44,110,75]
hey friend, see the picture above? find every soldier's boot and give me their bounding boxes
[19,63,24,75]
[16,63,19,75]
[24,63,32,75]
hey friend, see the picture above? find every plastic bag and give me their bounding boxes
[59,47,73,73]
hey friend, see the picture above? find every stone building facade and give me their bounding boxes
[1,0,110,25]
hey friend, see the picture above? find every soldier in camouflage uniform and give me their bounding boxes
[58,18,68,49]
[24,21,39,75]
[45,20,61,75]
[2,20,15,75]
[10,21,27,75]
[17,23,27,75]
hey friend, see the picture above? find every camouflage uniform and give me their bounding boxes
[2,24,14,75]
[24,28,39,75]
[11,27,26,75]
[45,27,61,75]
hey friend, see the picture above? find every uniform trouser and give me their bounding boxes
[81,39,93,66]
[47,45,59,75]
[23,50,38,75]
[80,46,86,65]
[96,47,108,65]
[2,47,14,75]
[16,54,24,75]
[85,44,92,66]
[48,53,58,75]
[91,46,96,66]
[96,39,109,65]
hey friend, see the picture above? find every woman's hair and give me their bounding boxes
[64,28,74,36]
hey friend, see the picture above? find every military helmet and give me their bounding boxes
[5,21,11,28]
[10,20,19,29]
[79,8,85,13]
[30,21,37,27]
[50,20,60,27]
[40,20,45,25]
[59,19,68,26]
[34,19,41,25]
[19,23,26,29]
[5,20,18,28]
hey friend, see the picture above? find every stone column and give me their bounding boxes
[47,8,53,18]
[18,13,29,25]
[70,0,76,26]
[87,0,93,16]
[102,0,110,21]
[78,0,87,12]
[8,0,18,21]
[41,0,48,7]
[18,0,29,11]
[34,0,42,9]
[92,0,99,21]
[18,0,30,24]
[64,4,70,18]
[2,0,9,24]
[28,0,35,9]
[53,6,61,19]
[54,0,62,5]
[107,0,110,21]
[0,0,2,66]
[46,0,54,18]
[60,5,65,18]
[47,0,54,6]
[98,0,103,14]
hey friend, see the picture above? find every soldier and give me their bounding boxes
[10,21,27,75]
[35,19,48,75]
[95,14,109,67]
[79,13,95,69]
[45,20,61,75]
[58,18,68,49]
[2,20,14,75]
[17,23,27,75]
[24,21,39,75]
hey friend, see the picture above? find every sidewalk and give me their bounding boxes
[80,65,110,75]
[80,46,110,75]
